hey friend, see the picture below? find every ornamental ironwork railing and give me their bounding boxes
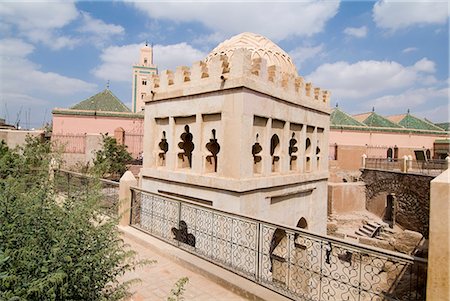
[130,187,427,301]
[54,169,119,216]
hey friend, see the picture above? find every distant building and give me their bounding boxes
[52,88,144,165]
[131,43,158,113]
[329,107,449,174]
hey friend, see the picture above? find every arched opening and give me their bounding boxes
[387,148,393,161]
[296,217,308,229]
[270,134,280,172]
[426,149,431,160]
[305,138,312,172]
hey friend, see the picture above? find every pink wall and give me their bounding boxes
[52,114,144,135]
[330,129,445,149]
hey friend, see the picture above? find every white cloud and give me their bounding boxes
[369,87,448,111]
[306,60,420,99]
[92,43,206,82]
[373,0,449,31]
[129,1,340,41]
[417,103,450,123]
[0,1,80,49]
[402,47,418,53]
[413,58,435,73]
[343,26,367,38]
[0,38,96,100]
[289,44,324,69]
[0,38,34,57]
[77,12,125,47]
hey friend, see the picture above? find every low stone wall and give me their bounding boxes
[0,129,44,149]
[327,182,366,215]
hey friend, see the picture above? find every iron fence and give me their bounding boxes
[130,188,427,301]
[54,169,119,216]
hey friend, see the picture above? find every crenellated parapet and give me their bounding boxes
[145,48,330,111]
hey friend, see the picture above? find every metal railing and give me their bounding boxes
[365,158,448,176]
[54,169,119,216]
[130,188,427,301]
[365,158,401,171]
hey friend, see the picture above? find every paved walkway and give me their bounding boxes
[121,229,249,301]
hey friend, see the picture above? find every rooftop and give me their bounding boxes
[204,32,298,75]
[70,89,131,112]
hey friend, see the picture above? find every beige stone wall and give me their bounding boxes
[327,182,366,214]
[427,169,450,300]
[140,48,330,234]
[0,129,44,149]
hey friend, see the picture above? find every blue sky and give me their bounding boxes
[0,0,449,129]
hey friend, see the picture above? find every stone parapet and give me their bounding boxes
[145,48,330,114]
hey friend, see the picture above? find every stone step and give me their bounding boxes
[355,230,368,237]
[357,227,373,237]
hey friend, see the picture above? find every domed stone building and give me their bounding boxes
[140,32,331,233]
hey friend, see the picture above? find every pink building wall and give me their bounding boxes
[52,113,143,135]
[330,129,444,150]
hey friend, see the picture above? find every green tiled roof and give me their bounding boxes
[398,114,445,132]
[330,108,366,127]
[52,109,144,119]
[436,122,450,131]
[70,89,130,112]
[357,112,403,128]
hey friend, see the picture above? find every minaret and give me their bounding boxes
[132,42,158,113]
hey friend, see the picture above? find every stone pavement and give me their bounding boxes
[121,228,249,301]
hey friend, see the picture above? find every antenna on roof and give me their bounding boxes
[335,102,338,108]
[145,40,148,47]
[407,108,410,114]
[372,107,375,112]
[106,80,110,90]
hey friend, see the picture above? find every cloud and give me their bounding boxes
[413,58,435,73]
[0,0,80,49]
[289,44,324,69]
[402,47,418,53]
[373,0,449,31]
[369,87,448,111]
[343,26,367,38]
[92,42,206,82]
[128,1,340,42]
[77,12,125,47]
[306,59,422,99]
[0,38,96,101]
[0,38,34,57]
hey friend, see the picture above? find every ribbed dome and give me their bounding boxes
[205,32,298,75]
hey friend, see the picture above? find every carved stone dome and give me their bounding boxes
[205,32,298,75]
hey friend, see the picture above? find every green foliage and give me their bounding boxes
[0,136,147,300]
[167,277,189,301]
[93,135,133,181]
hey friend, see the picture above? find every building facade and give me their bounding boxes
[140,33,331,233]
[131,43,158,113]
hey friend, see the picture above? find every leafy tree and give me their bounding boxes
[93,135,133,181]
[0,136,147,300]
